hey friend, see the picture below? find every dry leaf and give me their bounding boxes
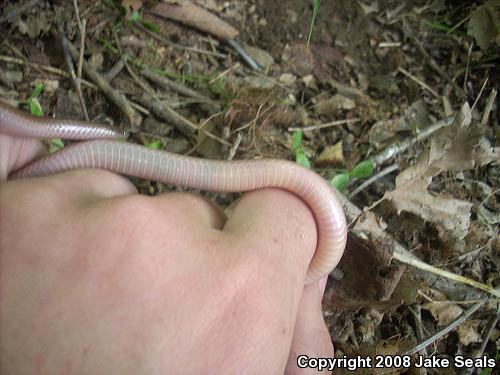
[383,103,499,238]
[457,320,482,346]
[423,301,463,326]
[421,289,463,326]
[151,0,239,40]
[122,0,143,11]
[467,0,500,51]
[16,13,51,38]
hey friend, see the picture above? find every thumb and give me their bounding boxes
[223,188,318,283]
[285,277,334,374]
[0,135,46,180]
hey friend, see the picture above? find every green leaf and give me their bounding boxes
[129,11,141,22]
[331,172,350,192]
[30,83,44,99]
[141,20,161,33]
[350,159,374,179]
[296,152,311,169]
[29,98,43,117]
[307,0,322,45]
[48,139,64,154]
[291,131,303,152]
[424,19,452,33]
[144,139,164,150]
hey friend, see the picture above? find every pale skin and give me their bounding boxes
[0,134,334,374]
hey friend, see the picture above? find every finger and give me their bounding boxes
[223,188,317,280]
[96,192,227,232]
[0,135,46,180]
[137,192,227,230]
[285,278,334,374]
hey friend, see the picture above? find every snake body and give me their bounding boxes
[0,101,347,284]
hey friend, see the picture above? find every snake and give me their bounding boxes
[0,100,347,284]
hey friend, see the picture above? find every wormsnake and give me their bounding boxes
[0,101,347,284]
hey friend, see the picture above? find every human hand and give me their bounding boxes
[0,135,334,374]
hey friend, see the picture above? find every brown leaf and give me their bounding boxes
[150,0,239,40]
[457,320,482,346]
[422,301,463,326]
[383,103,498,238]
[123,0,143,11]
[421,289,463,326]
[327,232,405,311]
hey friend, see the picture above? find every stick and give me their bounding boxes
[57,30,140,127]
[398,67,439,98]
[288,118,361,132]
[401,300,487,356]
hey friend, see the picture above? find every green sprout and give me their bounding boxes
[307,0,321,45]
[291,131,311,169]
[331,159,374,192]
[144,139,165,150]
[27,83,64,153]
[28,83,44,117]
[129,11,161,34]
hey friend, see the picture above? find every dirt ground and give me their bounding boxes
[0,0,499,373]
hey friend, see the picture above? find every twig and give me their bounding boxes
[57,19,89,120]
[77,20,86,82]
[55,29,140,127]
[209,63,240,84]
[0,0,41,25]
[72,0,82,29]
[408,304,427,356]
[371,115,454,166]
[0,55,97,89]
[477,313,499,357]
[348,164,399,198]
[480,89,497,126]
[112,31,230,146]
[185,111,226,155]
[447,14,472,35]
[6,44,47,78]
[227,133,243,161]
[288,118,361,132]
[131,21,228,58]
[471,76,489,112]
[463,42,473,92]
[227,39,261,71]
[402,23,466,99]
[398,67,439,98]
[393,251,500,298]
[72,0,89,120]
[401,300,487,356]
[141,68,214,103]
[232,101,274,134]
[102,59,125,82]
[378,42,402,48]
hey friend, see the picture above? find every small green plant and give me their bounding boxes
[331,159,374,192]
[129,11,161,34]
[291,130,374,191]
[144,139,165,150]
[291,130,311,169]
[27,83,65,153]
[48,139,65,154]
[307,0,322,45]
[27,83,44,117]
